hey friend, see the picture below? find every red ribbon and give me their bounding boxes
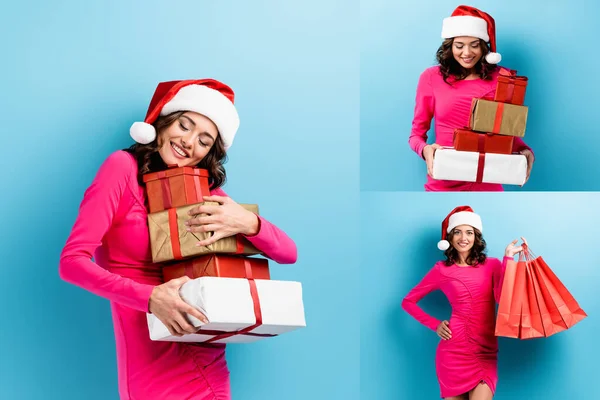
[492,102,504,134]
[477,134,486,153]
[193,175,204,203]
[168,208,183,260]
[202,259,274,343]
[499,67,517,77]
[235,234,245,254]
[160,176,173,210]
[476,153,486,183]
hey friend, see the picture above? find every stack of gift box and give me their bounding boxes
[143,166,306,344]
[432,69,530,185]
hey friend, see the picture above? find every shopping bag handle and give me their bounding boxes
[518,243,537,262]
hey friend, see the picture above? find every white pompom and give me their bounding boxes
[130,122,156,144]
[485,52,502,64]
[437,240,450,251]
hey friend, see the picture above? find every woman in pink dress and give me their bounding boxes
[402,206,525,399]
[59,79,297,399]
[408,5,535,191]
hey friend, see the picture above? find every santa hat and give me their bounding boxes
[437,206,483,251]
[130,79,240,150]
[441,5,501,64]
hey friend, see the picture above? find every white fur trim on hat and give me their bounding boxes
[447,211,483,233]
[160,84,240,150]
[438,240,450,251]
[130,121,157,144]
[485,52,502,64]
[441,15,489,41]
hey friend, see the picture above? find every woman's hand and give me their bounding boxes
[148,276,209,337]
[505,237,528,258]
[520,149,535,184]
[423,144,441,178]
[185,195,259,247]
[436,320,452,340]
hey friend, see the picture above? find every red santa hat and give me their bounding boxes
[130,79,240,150]
[437,205,483,251]
[441,5,501,64]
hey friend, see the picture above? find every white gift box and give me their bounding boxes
[147,277,306,343]
[432,148,527,185]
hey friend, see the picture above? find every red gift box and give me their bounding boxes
[143,167,210,213]
[162,254,270,282]
[494,70,528,106]
[453,129,514,155]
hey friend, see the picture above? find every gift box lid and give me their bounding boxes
[497,75,528,86]
[143,166,209,183]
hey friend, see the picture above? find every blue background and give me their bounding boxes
[360,0,600,191]
[360,192,600,399]
[0,1,358,399]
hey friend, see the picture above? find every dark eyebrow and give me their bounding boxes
[180,115,196,127]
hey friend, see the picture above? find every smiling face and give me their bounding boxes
[157,111,219,167]
[452,36,483,69]
[450,225,475,254]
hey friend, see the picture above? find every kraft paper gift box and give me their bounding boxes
[432,148,527,186]
[453,129,514,155]
[148,202,261,263]
[494,74,528,106]
[162,254,271,282]
[143,166,210,213]
[469,98,528,138]
[147,277,306,343]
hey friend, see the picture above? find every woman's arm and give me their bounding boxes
[206,188,298,264]
[401,264,443,331]
[492,256,512,304]
[408,69,435,159]
[59,151,155,312]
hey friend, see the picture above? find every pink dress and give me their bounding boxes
[59,150,297,400]
[408,66,534,192]
[402,256,509,398]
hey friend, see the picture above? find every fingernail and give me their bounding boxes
[186,228,191,232]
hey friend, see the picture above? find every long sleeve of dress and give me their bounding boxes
[59,152,155,312]
[408,69,435,159]
[211,187,298,264]
[401,264,443,331]
[512,137,534,157]
[492,256,511,304]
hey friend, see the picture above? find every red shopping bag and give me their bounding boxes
[520,259,545,339]
[525,246,587,334]
[495,259,526,338]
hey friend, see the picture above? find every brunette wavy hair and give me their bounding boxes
[123,111,227,189]
[436,38,497,85]
[443,227,487,267]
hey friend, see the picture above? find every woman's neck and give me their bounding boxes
[463,69,480,80]
[456,253,470,266]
